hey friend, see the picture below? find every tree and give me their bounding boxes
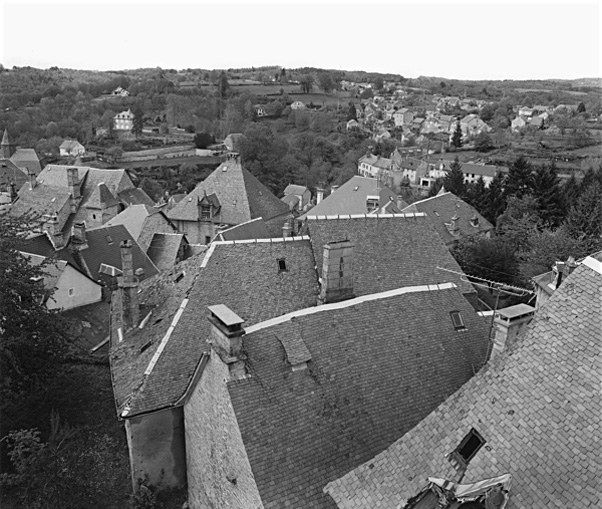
[346,102,357,121]
[531,163,565,227]
[193,131,214,149]
[474,131,493,152]
[466,176,488,214]
[373,77,384,91]
[318,73,335,93]
[482,172,507,224]
[443,157,466,197]
[496,195,540,252]
[132,107,144,135]
[451,121,463,148]
[563,181,602,240]
[504,156,533,199]
[577,101,586,113]
[299,74,314,94]
[218,71,229,99]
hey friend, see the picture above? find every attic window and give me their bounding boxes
[106,235,113,244]
[277,258,288,272]
[353,186,359,191]
[470,216,479,227]
[450,311,466,331]
[449,428,485,468]
[174,272,185,283]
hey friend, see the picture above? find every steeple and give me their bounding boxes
[1,129,16,159]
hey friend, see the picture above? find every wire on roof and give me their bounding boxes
[436,266,535,295]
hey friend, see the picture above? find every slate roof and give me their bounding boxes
[10,148,41,175]
[104,204,160,240]
[0,159,29,188]
[306,214,475,298]
[284,184,308,196]
[19,251,69,292]
[229,284,490,508]
[9,183,72,230]
[146,232,185,271]
[117,187,156,207]
[216,217,271,241]
[300,176,397,219]
[110,238,320,417]
[86,182,120,209]
[59,139,84,151]
[167,159,289,225]
[324,257,602,509]
[402,192,493,245]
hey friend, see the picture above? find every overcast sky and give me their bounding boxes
[1,0,600,80]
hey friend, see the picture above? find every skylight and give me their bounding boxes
[450,311,466,331]
[277,258,288,272]
[449,428,486,469]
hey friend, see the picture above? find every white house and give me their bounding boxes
[290,101,306,110]
[21,252,102,311]
[112,86,130,97]
[59,139,86,157]
[114,109,135,131]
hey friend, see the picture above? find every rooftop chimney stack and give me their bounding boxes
[315,187,324,205]
[207,304,247,379]
[8,182,17,202]
[67,167,80,201]
[71,222,87,249]
[29,172,36,190]
[282,219,292,238]
[319,240,355,304]
[491,304,535,361]
[119,240,140,329]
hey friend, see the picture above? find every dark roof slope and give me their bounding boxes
[146,232,186,271]
[300,176,397,219]
[325,257,602,509]
[117,187,156,207]
[306,214,475,297]
[110,238,319,416]
[167,159,289,224]
[402,192,493,244]
[0,159,28,188]
[229,285,489,508]
[216,218,271,241]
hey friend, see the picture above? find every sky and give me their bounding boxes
[1,0,600,80]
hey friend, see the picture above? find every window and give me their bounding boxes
[277,258,288,272]
[200,204,212,220]
[450,311,466,330]
[105,235,113,244]
[68,288,74,296]
[449,428,485,468]
[204,236,211,245]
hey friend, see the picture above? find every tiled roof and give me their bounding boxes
[306,214,475,298]
[59,140,84,150]
[300,176,397,219]
[284,184,308,196]
[10,148,41,175]
[117,188,156,207]
[104,204,157,240]
[85,182,120,209]
[402,192,493,245]
[324,259,602,509]
[110,238,320,416]
[216,217,271,241]
[82,224,159,284]
[0,159,28,188]
[167,159,289,224]
[146,232,186,271]
[229,285,489,508]
[9,183,72,230]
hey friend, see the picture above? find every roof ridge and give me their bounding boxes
[407,192,452,206]
[305,213,426,220]
[245,282,458,335]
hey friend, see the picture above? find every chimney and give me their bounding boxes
[29,172,36,190]
[315,187,324,205]
[8,182,17,202]
[319,240,355,304]
[282,219,292,237]
[118,240,140,329]
[71,222,87,249]
[67,167,80,201]
[331,184,340,193]
[207,304,247,379]
[396,195,404,210]
[491,304,535,361]
[43,213,58,236]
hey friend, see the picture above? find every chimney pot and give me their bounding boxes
[315,187,324,205]
[71,222,87,246]
[491,304,535,361]
[208,304,245,362]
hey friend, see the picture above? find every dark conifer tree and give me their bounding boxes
[504,156,533,199]
[442,157,466,197]
[451,121,463,148]
[482,171,507,224]
[532,163,565,227]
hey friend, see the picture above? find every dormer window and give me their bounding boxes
[449,428,485,469]
[200,204,212,220]
[277,258,288,272]
[450,310,466,330]
[470,215,479,227]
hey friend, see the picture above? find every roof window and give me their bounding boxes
[277,258,288,272]
[106,235,113,244]
[450,311,466,331]
[449,428,485,469]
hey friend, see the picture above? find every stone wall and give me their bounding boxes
[184,353,263,509]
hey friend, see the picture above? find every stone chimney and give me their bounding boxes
[67,167,80,201]
[331,184,340,193]
[552,256,578,289]
[42,213,58,236]
[490,304,535,361]
[118,240,140,329]
[319,240,355,304]
[28,172,37,190]
[71,222,87,249]
[207,304,247,379]
[8,182,17,202]
[282,219,292,237]
[316,187,324,205]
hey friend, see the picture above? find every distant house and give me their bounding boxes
[346,119,360,131]
[114,109,135,131]
[529,113,548,129]
[518,106,534,117]
[20,251,102,310]
[112,86,129,97]
[452,114,491,140]
[402,191,493,246]
[358,154,392,178]
[223,133,245,152]
[290,100,306,110]
[59,139,86,157]
[254,105,268,118]
[166,157,290,244]
[511,116,527,132]
[2,129,41,176]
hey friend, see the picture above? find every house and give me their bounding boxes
[2,129,41,176]
[282,183,311,213]
[109,214,483,501]
[325,254,602,509]
[112,86,129,97]
[402,191,493,246]
[529,113,547,129]
[532,256,580,309]
[299,175,401,218]
[214,217,271,242]
[358,154,393,178]
[254,104,268,118]
[346,119,360,131]
[457,162,508,187]
[451,114,491,140]
[59,139,86,157]
[511,116,527,132]
[20,251,102,310]
[166,157,291,244]
[390,149,429,185]
[114,109,135,131]
[518,106,534,117]
[290,100,306,110]
[392,109,414,127]
[223,133,245,152]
